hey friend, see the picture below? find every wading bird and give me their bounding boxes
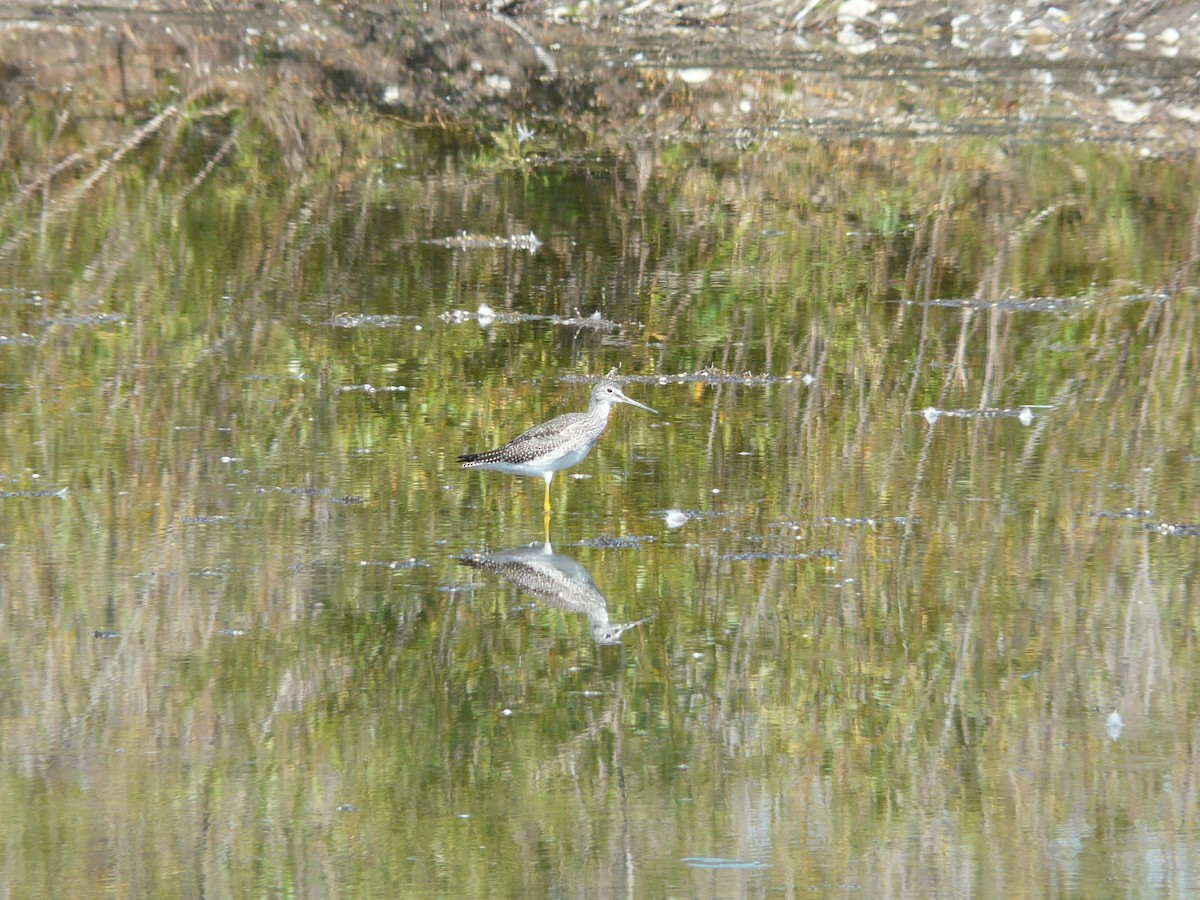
[459,378,657,516]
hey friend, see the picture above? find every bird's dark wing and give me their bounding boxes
[458,412,587,465]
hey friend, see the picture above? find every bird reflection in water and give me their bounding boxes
[459,542,651,644]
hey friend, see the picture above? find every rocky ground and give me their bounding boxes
[1,0,1198,150]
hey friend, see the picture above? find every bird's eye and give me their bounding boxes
[606,387,614,393]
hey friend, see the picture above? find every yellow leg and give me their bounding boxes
[543,474,553,515]
[544,508,552,546]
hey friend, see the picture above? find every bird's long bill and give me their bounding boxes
[614,616,655,637]
[614,389,657,415]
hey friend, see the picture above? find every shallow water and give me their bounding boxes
[1,117,1199,896]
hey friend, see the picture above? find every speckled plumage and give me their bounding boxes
[458,379,657,513]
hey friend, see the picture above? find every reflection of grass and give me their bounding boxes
[1,94,1199,896]
[489,122,534,166]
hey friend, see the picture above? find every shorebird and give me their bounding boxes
[458,378,657,514]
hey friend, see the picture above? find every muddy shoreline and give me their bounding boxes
[1,0,1198,155]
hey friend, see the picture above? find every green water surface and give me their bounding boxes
[1,114,1198,897]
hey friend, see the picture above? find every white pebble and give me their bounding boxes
[1108,98,1152,123]
[484,73,512,94]
[836,0,876,22]
[675,67,713,84]
[1168,104,1200,123]
[837,24,877,54]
